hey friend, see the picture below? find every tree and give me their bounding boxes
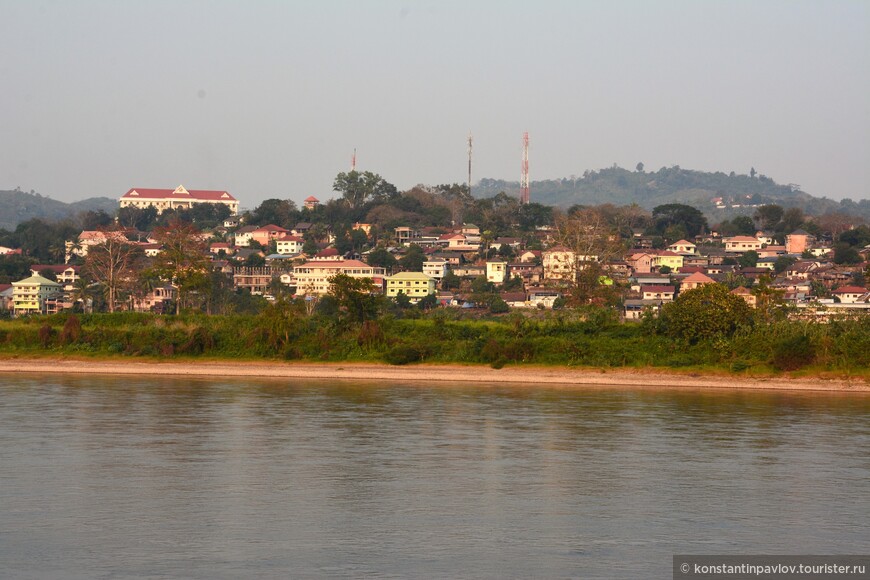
[441,271,461,291]
[251,199,298,228]
[489,297,509,314]
[750,167,757,179]
[399,244,425,272]
[327,273,380,325]
[651,204,708,238]
[738,250,759,268]
[258,296,308,353]
[83,229,144,313]
[660,283,752,343]
[780,207,805,233]
[366,248,397,272]
[148,220,211,314]
[118,206,158,231]
[731,215,756,235]
[832,243,861,265]
[79,210,113,230]
[636,162,644,173]
[773,255,797,274]
[333,171,397,209]
[753,204,784,230]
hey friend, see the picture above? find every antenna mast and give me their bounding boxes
[520,131,530,204]
[467,132,473,197]
[351,148,357,172]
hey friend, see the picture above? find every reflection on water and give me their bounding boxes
[1,375,868,579]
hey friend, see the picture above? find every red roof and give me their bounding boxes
[682,272,715,283]
[642,285,675,293]
[121,187,236,201]
[31,264,79,273]
[254,224,289,233]
[304,196,319,202]
[298,260,375,269]
[277,235,303,242]
[832,286,867,294]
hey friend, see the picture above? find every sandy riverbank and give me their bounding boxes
[0,357,867,392]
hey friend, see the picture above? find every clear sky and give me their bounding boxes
[1,0,867,207]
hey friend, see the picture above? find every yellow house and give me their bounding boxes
[385,272,435,301]
[651,251,684,271]
[12,274,62,316]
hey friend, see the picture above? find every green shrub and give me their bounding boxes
[383,344,427,365]
[771,334,815,371]
[490,357,507,369]
[38,324,54,348]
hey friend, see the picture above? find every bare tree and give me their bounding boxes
[552,207,627,306]
[83,229,143,312]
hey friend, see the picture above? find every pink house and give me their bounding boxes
[251,225,290,246]
[627,252,654,274]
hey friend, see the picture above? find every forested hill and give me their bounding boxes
[474,166,870,220]
[0,189,117,230]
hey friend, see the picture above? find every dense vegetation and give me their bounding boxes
[475,166,870,220]
[1,303,867,377]
[0,189,116,231]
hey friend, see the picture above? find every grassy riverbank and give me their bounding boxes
[1,311,867,380]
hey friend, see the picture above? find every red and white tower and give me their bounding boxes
[351,148,357,172]
[520,132,530,204]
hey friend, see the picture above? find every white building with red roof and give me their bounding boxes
[119,185,238,215]
[832,286,868,304]
[303,196,320,210]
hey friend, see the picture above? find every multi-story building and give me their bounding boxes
[385,272,435,301]
[422,259,448,280]
[542,246,576,283]
[293,260,386,296]
[275,235,304,255]
[724,236,763,252]
[12,275,62,316]
[486,261,507,284]
[119,185,238,215]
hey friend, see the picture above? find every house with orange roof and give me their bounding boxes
[667,239,697,255]
[303,196,320,210]
[680,272,716,291]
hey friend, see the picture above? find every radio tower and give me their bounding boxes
[351,148,357,172]
[520,131,530,204]
[467,133,473,197]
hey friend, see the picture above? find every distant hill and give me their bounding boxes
[474,166,870,221]
[0,189,117,230]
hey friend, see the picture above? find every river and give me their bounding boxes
[1,375,867,578]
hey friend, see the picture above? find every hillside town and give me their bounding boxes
[1,181,869,320]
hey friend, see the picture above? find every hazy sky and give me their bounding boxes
[2,1,868,207]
